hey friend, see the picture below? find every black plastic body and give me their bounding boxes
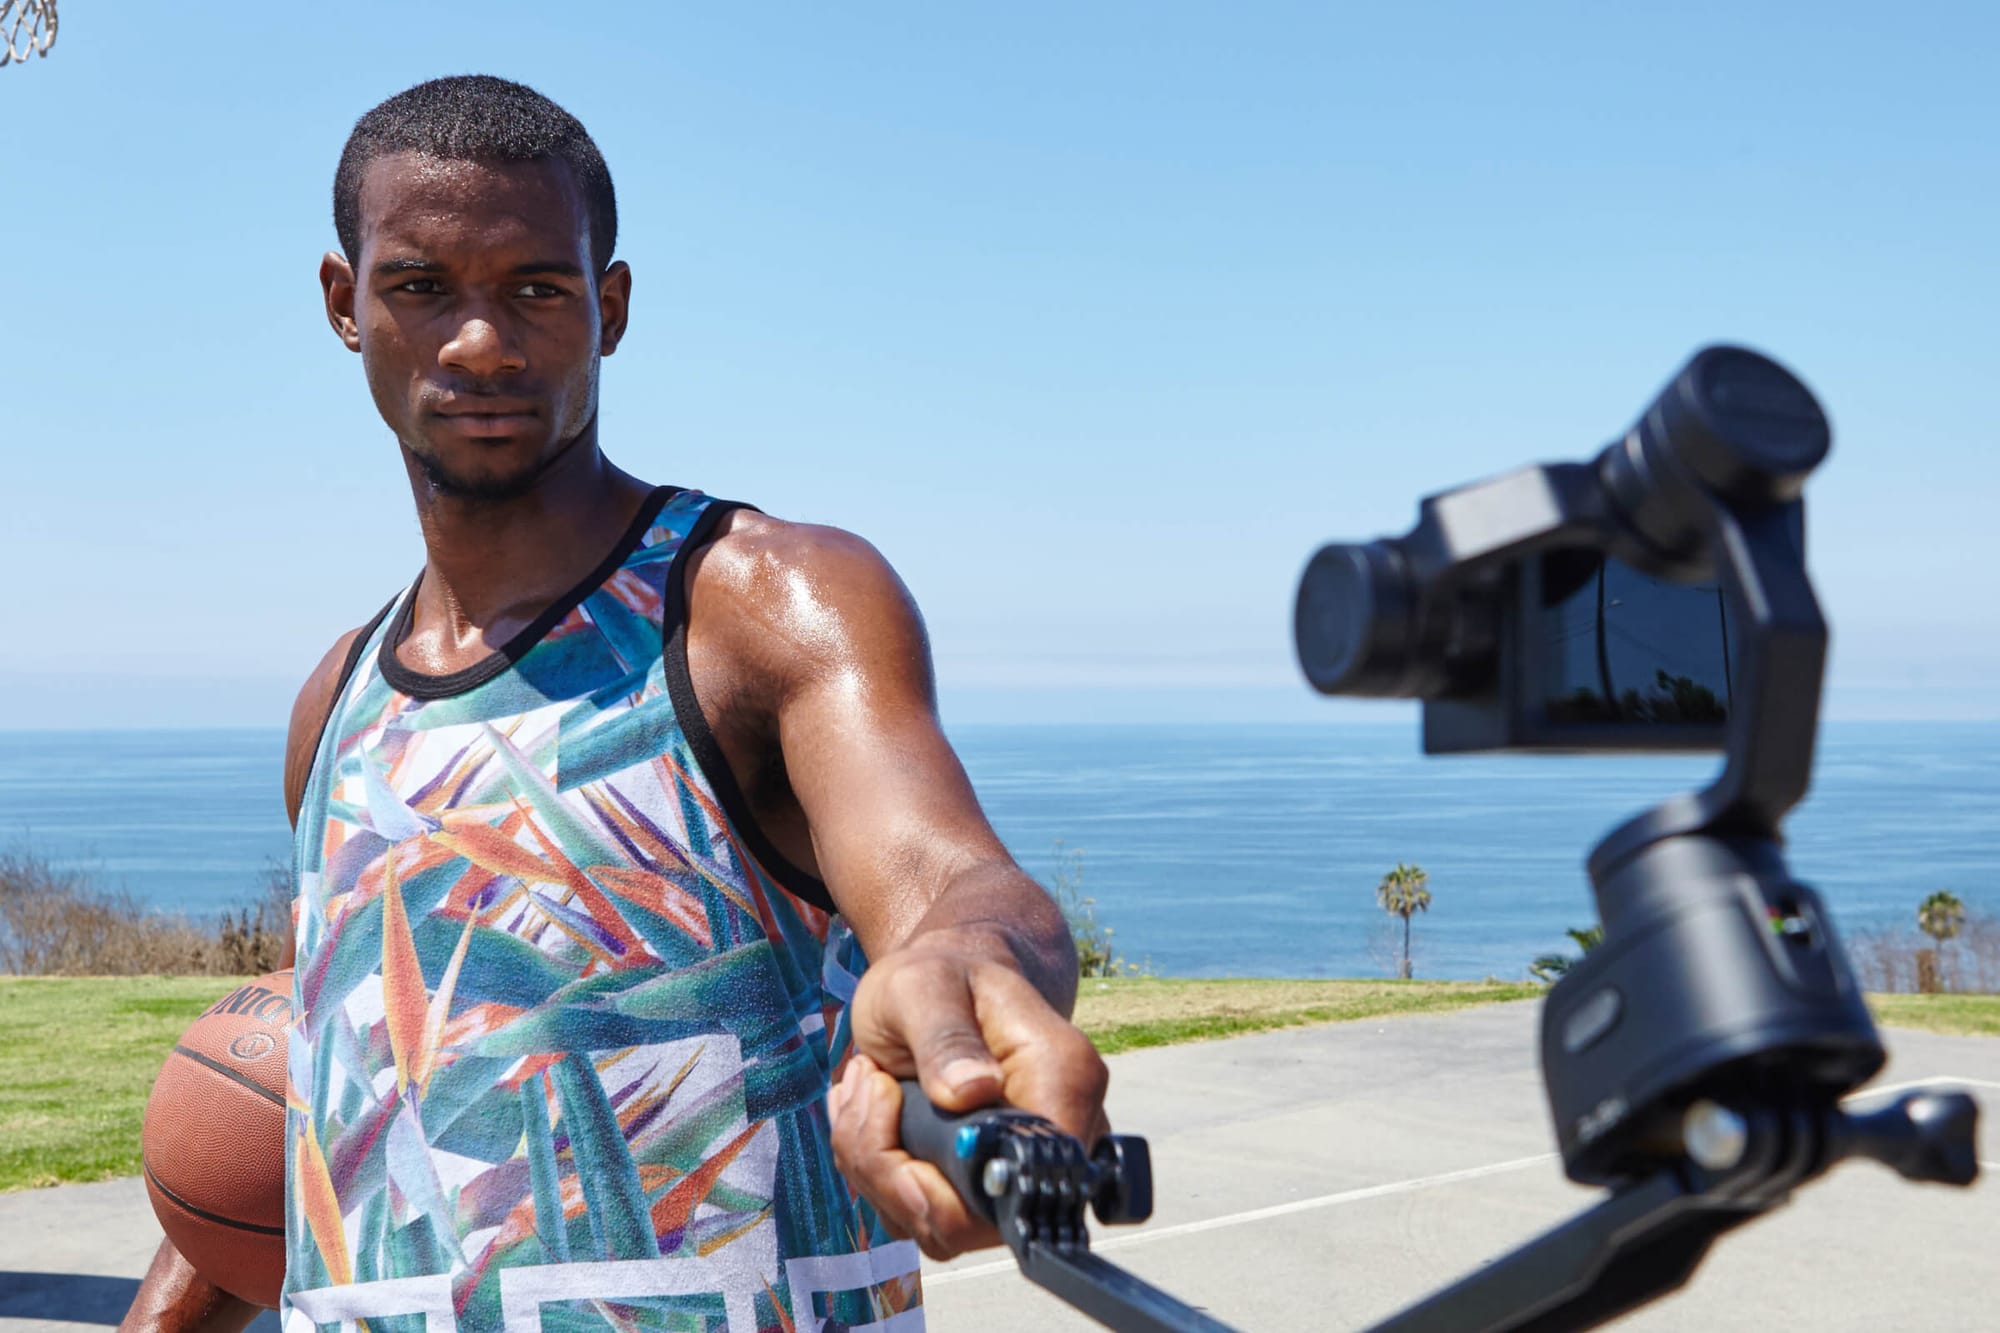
[1295,346,1828,758]
[1540,835,1882,1182]
[1297,344,1888,1176]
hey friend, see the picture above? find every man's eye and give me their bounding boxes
[396,279,445,295]
[514,283,563,299]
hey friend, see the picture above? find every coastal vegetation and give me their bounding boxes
[0,851,289,977]
[1049,840,1136,979]
[1529,924,1604,983]
[1916,889,1968,992]
[1829,890,1999,996]
[1528,890,2000,998]
[1375,862,1432,979]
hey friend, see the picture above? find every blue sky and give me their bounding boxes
[1,2,1993,729]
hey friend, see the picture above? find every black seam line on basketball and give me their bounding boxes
[376,483,682,701]
[660,498,836,916]
[143,1163,286,1236]
[172,1043,285,1107]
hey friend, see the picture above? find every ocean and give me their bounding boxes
[1,722,1994,980]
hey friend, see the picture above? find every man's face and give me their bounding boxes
[324,152,629,500]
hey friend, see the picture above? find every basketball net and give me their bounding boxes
[1,0,57,67]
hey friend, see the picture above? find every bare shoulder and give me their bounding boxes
[695,509,909,599]
[689,509,928,677]
[283,625,371,828]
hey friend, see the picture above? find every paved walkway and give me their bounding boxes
[2,1003,1992,1332]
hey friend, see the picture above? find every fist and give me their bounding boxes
[827,940,1109,1258]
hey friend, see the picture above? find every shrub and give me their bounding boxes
[1847,909,2000,995]
[1530,923,1604,984]
[1048,840,1136,980]
[0,850,291,977]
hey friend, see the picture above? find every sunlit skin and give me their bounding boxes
[124,151,1103,1331]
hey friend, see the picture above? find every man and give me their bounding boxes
[122,74,1106,1333]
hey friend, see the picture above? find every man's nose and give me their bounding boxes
[439,312,527,378]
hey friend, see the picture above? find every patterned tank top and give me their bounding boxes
[283,488,923,1333]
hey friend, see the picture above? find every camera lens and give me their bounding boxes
[1670,348,1831,505]
[1294,541,1414,696]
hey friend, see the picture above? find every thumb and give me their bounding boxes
[896,974,1005,1113]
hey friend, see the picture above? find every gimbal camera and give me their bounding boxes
[899,346,1981,1331]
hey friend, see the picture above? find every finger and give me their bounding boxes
[857,1070,933,1233]
[825,1063,853,1134]
[833,1063,996,1259]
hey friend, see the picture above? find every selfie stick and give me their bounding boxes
[898,1081,1233,1331]
[897,347,1979,1333]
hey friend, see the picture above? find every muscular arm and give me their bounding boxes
[693,516,1077,989]
[121,627,364,1332]
[275,628,364,970]
[686,514,1104,1256]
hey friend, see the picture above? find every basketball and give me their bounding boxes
[142,969,293,1308]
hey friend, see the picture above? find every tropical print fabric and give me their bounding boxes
[284,489,922,1333]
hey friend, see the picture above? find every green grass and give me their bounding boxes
[0,975,248,1192]
[1074,977,1541,1054]
[1867,992,2000,1037]
[1073,979,2000,1052]
[1,975,1991,1192]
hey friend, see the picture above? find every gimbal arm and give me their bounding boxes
[890,349,1981,1333]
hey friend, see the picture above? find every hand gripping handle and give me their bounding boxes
[896,1080,1154,1232]
[896,1080,1229,1333]
[895,1079,1028,1225]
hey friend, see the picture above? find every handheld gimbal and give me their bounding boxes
[898,346,1980,1332]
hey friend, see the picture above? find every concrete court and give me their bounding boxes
[923,1002,2000,1331]
[0,1002,1991,1333]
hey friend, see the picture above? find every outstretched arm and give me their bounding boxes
[689,516,1106,1258]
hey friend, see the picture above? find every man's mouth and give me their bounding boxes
[434,399,540,436]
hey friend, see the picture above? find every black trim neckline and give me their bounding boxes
[378,485,680,701]
[661,500,837,916]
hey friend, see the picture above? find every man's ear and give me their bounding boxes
[598,260,633,357]
[321,251,362,352]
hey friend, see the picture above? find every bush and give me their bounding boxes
[1529,924,1604,984]
[0,851,292,977]
[1847,910,2000,995]
[1048,841,1140,980]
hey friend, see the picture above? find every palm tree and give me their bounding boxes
[1530,924,1604,983]
[1917,890,1966,991]
[1377,863,1432,980]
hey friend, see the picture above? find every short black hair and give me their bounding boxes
[333,75,617,272]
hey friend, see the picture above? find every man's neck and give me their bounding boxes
[398,436,655,669]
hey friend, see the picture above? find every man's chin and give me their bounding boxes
[413,452,548,503]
